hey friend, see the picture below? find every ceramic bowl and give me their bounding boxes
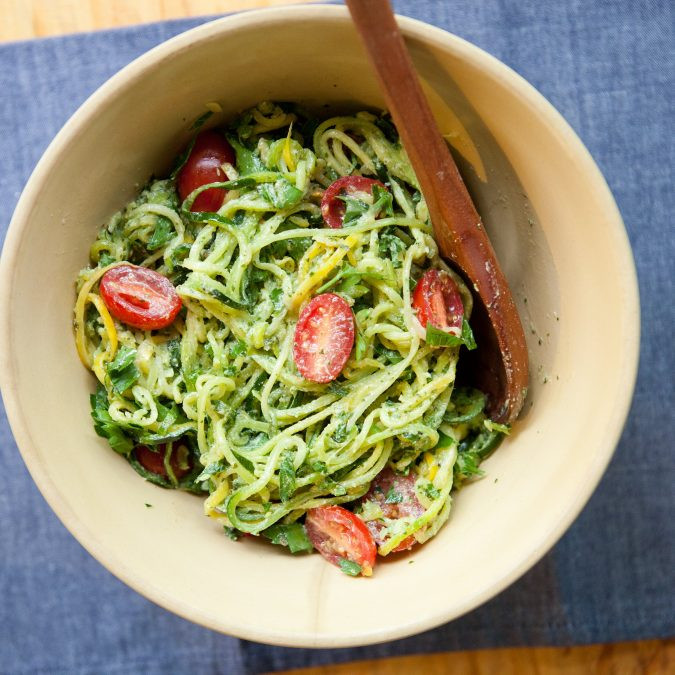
[0,6,639,647]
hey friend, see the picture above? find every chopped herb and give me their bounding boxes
[144,503,153,508]
[385,486,403,504]
[423,483,441,500]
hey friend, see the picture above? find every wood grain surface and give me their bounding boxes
[1,1,672,673]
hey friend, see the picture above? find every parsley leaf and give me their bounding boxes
[106,346,140,394]
[378,230,406,268]
[279,451,296,502]
[90,385,134,455]
[339,194,369,226]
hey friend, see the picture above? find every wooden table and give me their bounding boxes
[1,1,671,673]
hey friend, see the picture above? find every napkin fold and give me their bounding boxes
[1,1,673,673]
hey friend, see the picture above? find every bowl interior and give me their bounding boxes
[0,7,638,647]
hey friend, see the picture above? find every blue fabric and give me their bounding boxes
[0,1,673,672]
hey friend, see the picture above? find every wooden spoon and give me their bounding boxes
[346,0,529,423]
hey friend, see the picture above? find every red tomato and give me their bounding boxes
[99,264,182,330]
[177,130,235,212]
[135,442,192,479]
[305,505,377,576]
[360,467,425,552]
[320,176,386,228]
[293,293,355,383]
[412,269,464,334]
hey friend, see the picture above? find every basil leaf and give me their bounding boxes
[311,460,327,474]
[460,318,477,350]
[279,451,296,502]
[227,135,266,175]
[425,319,477,351]
[339,194,370,226]
[338,557,362,576]
[444,386,486,424]
[374,341,403,364]
[260,179,304,209]
[355,331,367,361]
[320,476,347,497]
[147,216,175,251]
[326,382,348,396]
[190,110,213,131]
[262,523,313,554]
[270,287,284,310]
[196,460,226,482]
[229,340,247,358]
[107,346,140,394]
[232,451,255,473]
[169,136,196,180]
[90,385,134,455]
[372,184,394,217]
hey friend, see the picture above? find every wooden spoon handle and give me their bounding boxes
[346,0,529,421]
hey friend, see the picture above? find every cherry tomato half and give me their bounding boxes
[99,264,182,330]
[177,130,235,212]
[412,269,464,334]
[135,442,192,479]
[293,293,355,383]
[305,505,377,576]
[320,176,386,228]
[360,467,425,552]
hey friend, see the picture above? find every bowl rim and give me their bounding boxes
[0,5,640,647]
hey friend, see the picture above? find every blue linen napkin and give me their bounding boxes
[0,1,673,673]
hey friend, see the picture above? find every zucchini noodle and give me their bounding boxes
[74,102,507,559]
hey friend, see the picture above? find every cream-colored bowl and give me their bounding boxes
[0,7,639,647]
